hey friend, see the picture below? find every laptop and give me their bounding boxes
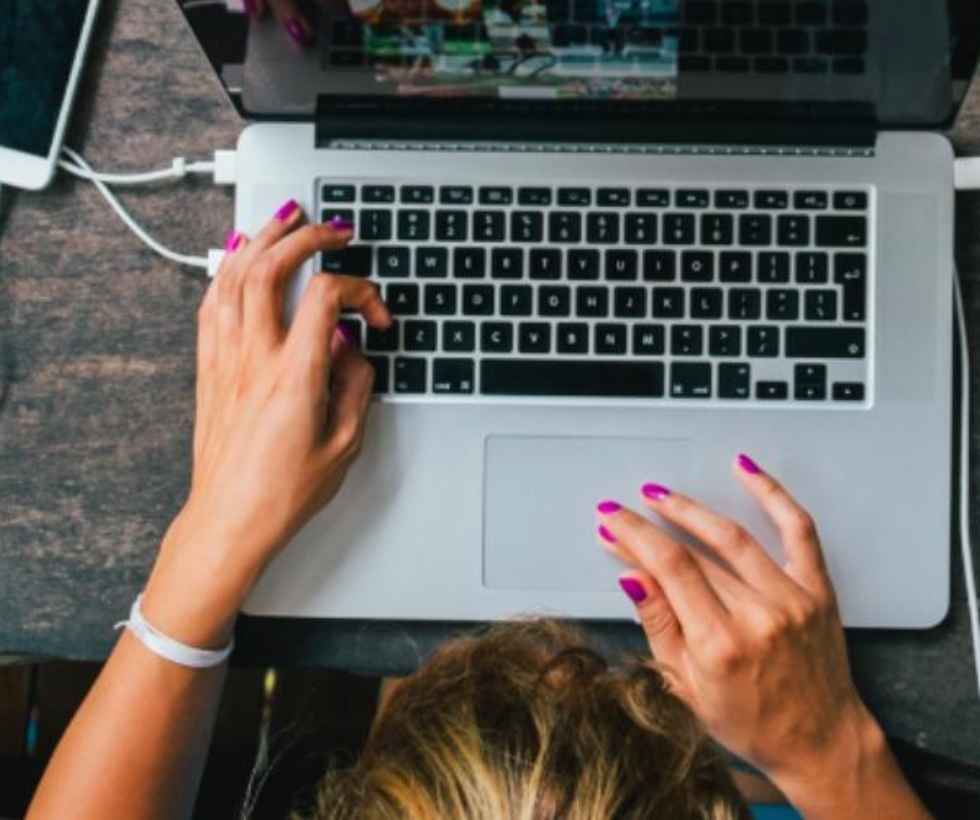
[177,0,980,628]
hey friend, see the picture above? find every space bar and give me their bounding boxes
[481,360,665,397]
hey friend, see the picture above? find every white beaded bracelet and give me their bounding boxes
[115,593,234,669]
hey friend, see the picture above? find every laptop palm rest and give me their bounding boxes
[483,435,694,592]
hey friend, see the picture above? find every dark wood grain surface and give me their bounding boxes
[2,0,980,765]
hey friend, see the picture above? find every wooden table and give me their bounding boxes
[2,0,980,767]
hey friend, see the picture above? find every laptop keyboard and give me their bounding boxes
[320,181,871,404]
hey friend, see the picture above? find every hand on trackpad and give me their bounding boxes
[483,435,694,591]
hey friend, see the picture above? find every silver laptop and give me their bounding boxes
[179,0,979,628]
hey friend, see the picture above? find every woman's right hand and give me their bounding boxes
[597,456,929,820]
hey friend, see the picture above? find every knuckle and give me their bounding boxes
[786,509,818,542]
[703,634,743,672]
[718,520,751,552]
[755,610,791,647]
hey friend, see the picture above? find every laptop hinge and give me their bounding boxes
[314,97,876,152]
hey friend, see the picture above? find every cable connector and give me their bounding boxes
[212,150,238,186]
[955,157,980,191]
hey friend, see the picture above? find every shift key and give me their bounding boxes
[786,327,865,359]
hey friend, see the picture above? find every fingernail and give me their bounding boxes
[284,17,313,47]
[597,500,621,515]
[737,453,762,475]
[619,577,648,605]
[223,230,244,252]
[329,216,355,231]
[641,483,671,501]
[243,0,257,17]
[337,324,356,346]
[598,525,616,544]
[274,199,299,222]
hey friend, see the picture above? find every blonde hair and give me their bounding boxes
[300,620,749,820]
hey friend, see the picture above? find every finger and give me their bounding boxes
[236,199,305,262]
[243,0,261,18]
[268,0,314,47]
[320,333,374,460]
[241,221,356,347]
[619,571,685,661]
[733,453,832,597]
[637,482,793,596]
[598,503,730,643]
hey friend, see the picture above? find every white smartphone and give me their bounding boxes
[0,0,100,191]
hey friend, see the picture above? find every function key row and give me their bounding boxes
[321,183,868,211]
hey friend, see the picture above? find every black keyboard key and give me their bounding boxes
[557,187,591,206]
[557,322,590,354]
[739,214,772,246]
[394,357,427,393]
[479,186,513,205]
[362,185,397,203]
[587,212,620,244]
[454,247,486,278]
[360,209,392,241]
[690,287,723,319]
[834,57,866,74]
[720,251,752,282]
[366,321,399,352]
[833,191,868,210]
[653,287,685,318]
[435,210,468,242]
[786,327,865,358]
[709,325,741,357]
[577,287,609,317]
[778,28,809,54]
[518,187,552,206]
[721,1,753,24]
[501,285,533,316]
[482,359,664,397]
[664,214,696,244]
[443,321,475,352]
[719,362,751,399]
[614,287,647,318]
[322,183,355,202]
[816,216,867,247]
[794,363,827,400]
[387,283,419,316]
[681,251,713,282]
[595,323,627,355]
[606,250,638,281]
[796,252,829,284]
[684,1,717,24]
[433,358,475,394]
[759,2,791,25]
[816,28,867,55]
[729,288,762,320]
[597,188,631,206]
[777,215,810,246]
[518,323,551,353]
[833,382,866,401]
[643,250,677,281]
[321,207,354,225]
[530,249,562,280]
[569,249,600,281]
[401,185,434,204]
[539,286,571,317]
[424,283,457,315]
[511,211,544,242]
[766,289,800,321]
[701,213,734,245]
[676,189,710,208]
[758,252,790,283]
[670,362,712,399]
[462,284,494,316]
[491,248,524,280]
[716,56,751,72]
[321,246,373,277]
[754,190,789,209]
[625,214,657,244]
[440,186,473,205]
[833,1,868,25]
[715,190,750,209]
[481,322,513,353]
[747,325,780,357]
[756,56,790,73]
[756,381,788,400]
[794,57,830,73]
[416,247,448,278]
[633,324,666,355]
[805,289,837,321]
[473,211,506,242]
[404,320,437,351]
[704,28,736,53]
[637,188,670,207]
[549,212,582,243]
[366,355,389,393]
[834,253,867,320]
[398,210,430,241]
[740,28,773,54]
[795,191,828,210]
[378,246,411,277]
[671,325,703,356]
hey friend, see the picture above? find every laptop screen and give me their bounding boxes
[179,0,980,129]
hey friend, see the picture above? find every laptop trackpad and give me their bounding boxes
[483,435,694,591]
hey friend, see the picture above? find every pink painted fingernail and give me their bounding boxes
[597,500,621,515]
[243,0,257,17]
[337,324,355,345]
[598,525,616,544]
[274,199,299,221]
[284,17,313,47]
[223,231,244,252]
[737,453,762,475]
[619,577,647,604]
[329,216,355,231]
[641,483,671,501]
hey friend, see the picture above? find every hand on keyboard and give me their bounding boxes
[140,200,391,647]
[597,457,929,820]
